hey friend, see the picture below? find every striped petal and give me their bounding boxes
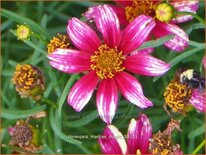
[127,114,152,154]
[67,18,101,54]
[189,89,206,112]
[114,72,153,108]
[171,0,199,23]
[124,53,170,76]
[96,78,118,124]
[99,125,127,154]
[119,15,156,54]
[84,5,121,47]
[67,71,99,112]
[152,21,189,52]
[48,49,91,73]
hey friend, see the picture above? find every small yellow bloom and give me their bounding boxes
[155,2,175,22]
[15,24,32,40]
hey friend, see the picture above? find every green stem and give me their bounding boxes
[175,11,205,25]
[32,32,48,44]
[192,139,206,154]
[42,97,57,108]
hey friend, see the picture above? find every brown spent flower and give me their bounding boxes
[12,64,45,100]
[149,119,182,155]
[47,33,72,54]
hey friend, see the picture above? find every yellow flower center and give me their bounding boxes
[136,149,141,154]
[125,0,155,23]
[47,33,72,54]
[163,80,192,114]
[155,2,175,22]
[12,64,45,100]
[90,44,125,79]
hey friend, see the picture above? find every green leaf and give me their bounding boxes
[2,8,47,35]
[153,47,204,82]
[65,110,98,128]
[9,30,47,55]
[58,74,79,117]
[138,35,174,50]
[1,105,46,119]
[49,109,82,145]
[188,124,205,139]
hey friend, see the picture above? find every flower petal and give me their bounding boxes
[99,125,127,154]
[84,5,121,47]
[189,89,206,112]
[171,0,199,23]
[124,53,170,76]
[130,48,154,55]
[48,49,91,73]
[67,18,101,53]
[113,0,132,7]
[127,114,152,154]
[110,5,129,27]
[96,78,118,124]
[114,72,153,108]
[67,71,99,112]
[119,15,155,54]
[152,21,189,52]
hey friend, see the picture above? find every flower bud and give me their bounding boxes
[15,24,32,40]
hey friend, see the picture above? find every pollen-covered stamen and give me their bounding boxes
[155,2,175,22]
[47,33,72,54]
[90,44,125,79]
[12,64,45,100]
[164,80,192,114]
[125,0,155,23]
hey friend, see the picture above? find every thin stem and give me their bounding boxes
[42,97,57,108]
[175,11,205,25]
[192,139,206,154]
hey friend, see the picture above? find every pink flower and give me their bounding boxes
[189,89,206,112]
[48,5,170,124]
[85,0,199,52]
[99,114,152,154]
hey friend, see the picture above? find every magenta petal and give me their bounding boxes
[119,15,155,54]
[48,49,91,73]
[152,21,189,52]
[110,5,129,27]
[113,0,132,7]
[171,0,199,23]
[124,53,170,76]
[84,5,121,47]
[67,18,101,53]
[127,114,152,154]
[67,71,99,112]
[131,48,154,55]
[96,78,118,124]
[114,72,153,108]
[189,89,206,112]
[99,125,127,154]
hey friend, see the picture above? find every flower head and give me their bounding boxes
[149,119,183,155]
[12,64,45,100]
[15,24,32,40]
[8,120,41,153]
[47,33,73,54]
[164,69,205,114]
[99,114,152,154]
[91,0,199,52]
[48,5,170,124]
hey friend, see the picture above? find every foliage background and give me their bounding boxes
[1,1,205,154]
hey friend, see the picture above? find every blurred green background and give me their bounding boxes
[1,1,205,154]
